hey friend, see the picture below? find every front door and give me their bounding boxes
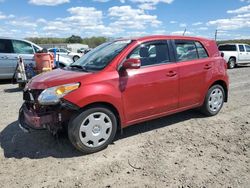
[11,40,36,66]
[120,41,179,124]
[244,45,250,62]
[0,39,17,79]
[238,44,248,62]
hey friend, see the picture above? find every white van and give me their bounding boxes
[0,37,73,79]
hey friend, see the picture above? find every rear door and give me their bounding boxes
[174,40,211,108]
[121,40,179,124]
[11,40,36,66]
[0,39,16,79]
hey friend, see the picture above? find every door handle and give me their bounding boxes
[1,56,8,59]
[166,71,177,77]
[204,64,212,70]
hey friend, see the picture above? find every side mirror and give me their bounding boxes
[122,58,141,70]
[221,52,224,57]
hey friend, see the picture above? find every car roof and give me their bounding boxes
[0,36,42,49]
[115,35,213,43]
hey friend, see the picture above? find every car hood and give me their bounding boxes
[28,68,91,89]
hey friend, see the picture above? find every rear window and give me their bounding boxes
[218,45,237,51]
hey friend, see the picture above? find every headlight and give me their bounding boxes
[38,83,80,105]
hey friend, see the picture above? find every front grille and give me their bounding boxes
[23,89,43,102]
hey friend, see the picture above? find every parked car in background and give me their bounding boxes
[0,37,73,79]
[48,48,82,62]
[218,43,250,69]
[19,35,229,154]
[77,48,92,54]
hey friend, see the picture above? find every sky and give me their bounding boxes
[0,0,250,40]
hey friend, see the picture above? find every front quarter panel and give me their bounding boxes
[63,71,125,125]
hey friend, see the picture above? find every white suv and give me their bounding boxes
[0,37,73,79]
[218,43,250,69]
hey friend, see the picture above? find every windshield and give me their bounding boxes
[70,40,132,71]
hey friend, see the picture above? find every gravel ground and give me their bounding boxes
[0,67,250,188]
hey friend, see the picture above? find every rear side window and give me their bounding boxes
[128,41,170,66]
[195,42,208,58]
[239,45,245,52]
[218,45,237,51]
[12,40,34,54]
[0,39,13,53]
[175,40,198,62]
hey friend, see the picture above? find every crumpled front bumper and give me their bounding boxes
[18,104,58,132]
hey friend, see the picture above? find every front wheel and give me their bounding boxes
[68,107,117,154]
[201,85,225,116]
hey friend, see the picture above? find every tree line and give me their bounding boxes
[218,39,250,45]
[26,35,250,48]
[26,35,108,48]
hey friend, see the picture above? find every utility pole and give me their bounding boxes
[183,28,186,36]
[215,29,218,41]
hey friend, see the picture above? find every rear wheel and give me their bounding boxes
[228,58,236,69]
[68,107,117,154]
[73,56,80,62]
[201,85,225,116]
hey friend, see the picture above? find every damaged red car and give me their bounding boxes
[19,35,229,154]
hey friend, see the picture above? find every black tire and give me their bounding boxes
[228,58,236,69]
[73,56,80,62]
[68,106,117,154]
[18,83,26,89]
[201,85,225,116]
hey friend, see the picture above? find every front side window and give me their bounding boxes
[175,40,198,62]
[0,39,13,53]
[71,40,132,71]
[245,45,250,52]
[33,45,41,53]
[128,42,170,66]
[60,48,69,53]
[239,45,245,52]
[49,48,59,53]
[12,40,34,54]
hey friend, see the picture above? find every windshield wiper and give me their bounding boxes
[70,65,89,72]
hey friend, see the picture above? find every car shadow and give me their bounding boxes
[115,109,204,140]
[4,87,23,93]
[0,79,12,85]
[0,110,204,159]
[0,121,82,159]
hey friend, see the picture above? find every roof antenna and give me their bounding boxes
[183,28,186,36]
[215,29,218,41]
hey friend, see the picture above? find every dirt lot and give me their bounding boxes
[0,67,249,188]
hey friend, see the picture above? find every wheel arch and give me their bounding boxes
[80,102,122,131]
[228,56,237,64]
[209,80,228,102]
